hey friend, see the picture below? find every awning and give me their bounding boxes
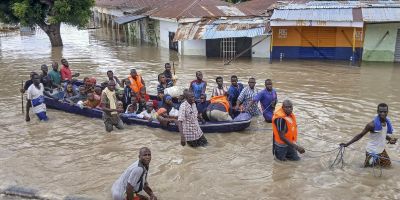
[114,15,146,25]
[174,18,270,41]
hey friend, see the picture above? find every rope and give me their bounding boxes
[330,146,346,169]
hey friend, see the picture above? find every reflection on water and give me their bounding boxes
[0,25,400,199]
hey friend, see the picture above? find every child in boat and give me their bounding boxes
[123,98,138,118]
[83,93,100,109]
[139,101,157,121]
[64,83,77,98]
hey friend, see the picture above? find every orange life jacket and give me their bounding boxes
[272,106,298,145]
[210,95,230,112]
[128,75,144,93]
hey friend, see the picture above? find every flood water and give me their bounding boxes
[1,25,400,200]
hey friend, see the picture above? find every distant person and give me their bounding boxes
[111,147,157,200]
[128,69,145,95]
[67,85,87,104]
[248,79,277,122]
[236,78,260,116]
[272,100,305,161]
[178,90,208,147]
[157,73,173,100]
[83,93,100,109]
[196,93,209,119]
[48,61,62,88]
[189,71,207,102]
[211,76,228,97]
[39,64,53,91]
[163,63,173,83]
[139,102,157,121]
[20,72,38,121]
[206,95,232,122]
[340,103,397,167]
[27,74,48,121]
[101,80,124,132]
[227,75,244,108]
[107,70,123,89]
[60,58,80,82]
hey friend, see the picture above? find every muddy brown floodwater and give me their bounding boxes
[0,25,400,200]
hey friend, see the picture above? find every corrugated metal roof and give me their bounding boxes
[174,18,270,41]
[362,8,400,22]
[280,1,361,9]
[271,8,355,21]
[114,15,146,24]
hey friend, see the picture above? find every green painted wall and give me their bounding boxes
[363,23,400,62]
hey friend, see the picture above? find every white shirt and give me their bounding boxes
[27,83,46,114]
[366,125,387,154]
[111,161,148,200]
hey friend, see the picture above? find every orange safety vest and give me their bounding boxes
[210,95,230,112]
[128,75,144,93]
[272,106,298,145]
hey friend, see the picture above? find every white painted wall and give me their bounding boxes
[252,36,271,58]
[181,40,206,56]
[158,20,179,49]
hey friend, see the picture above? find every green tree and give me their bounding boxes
[0,0,94,47]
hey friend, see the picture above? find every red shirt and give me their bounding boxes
[60,65,72,81]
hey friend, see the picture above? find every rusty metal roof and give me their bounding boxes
[174,17,270,41]
[148,0,249,19]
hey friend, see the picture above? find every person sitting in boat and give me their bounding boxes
[60,58,80,83]
[157,73,173,101]
[139,101,157,121]
[83,93,100,109]
[128,69,145,96]
[137,98,147,113]
[107,70,123,89]
[206,95,232,122]
[48,61,62,89]
[156,107,177,127]
[83,77,96,94]
[122,78,132,110]
[189,71,207,103]
[124,101,138,118]
[64,83,77,98]
[40,64,53,91]
[196,93,209,122]
[67,85,87,104]
[94,86,102,101]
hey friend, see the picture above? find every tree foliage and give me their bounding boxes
[0,0,94,46]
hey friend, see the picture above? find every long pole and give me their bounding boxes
[21,80,24,113]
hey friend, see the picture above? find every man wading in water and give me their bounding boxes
[340,103,397,167]
[112,147,157,200]
[178,89,208,147]
[272,100,305,161]
[101,80,124,132]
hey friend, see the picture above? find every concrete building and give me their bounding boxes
[361,7,400,62]
[93,0,271,60]
[269,2,364,65]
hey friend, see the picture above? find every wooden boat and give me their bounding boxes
[44,97,252,133]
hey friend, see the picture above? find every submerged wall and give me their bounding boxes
[362,23,400,62]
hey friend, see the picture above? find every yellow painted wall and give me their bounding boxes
[272,27,363,48]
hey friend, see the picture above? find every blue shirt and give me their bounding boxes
[196,101,209,114]
[190,80,206,100]
[227,83,244,107]
[253,89,277,114]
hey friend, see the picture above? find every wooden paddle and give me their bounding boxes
[21,80,24,113]
[172,61,177,85]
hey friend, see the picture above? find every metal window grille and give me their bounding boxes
[220,38,236,63]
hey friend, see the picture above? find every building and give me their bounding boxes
[93,0,271,60]
[270,1,364,65]
[361,6,400,62]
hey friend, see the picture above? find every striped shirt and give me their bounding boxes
[212,85,228,97]
[237,86,260,116]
